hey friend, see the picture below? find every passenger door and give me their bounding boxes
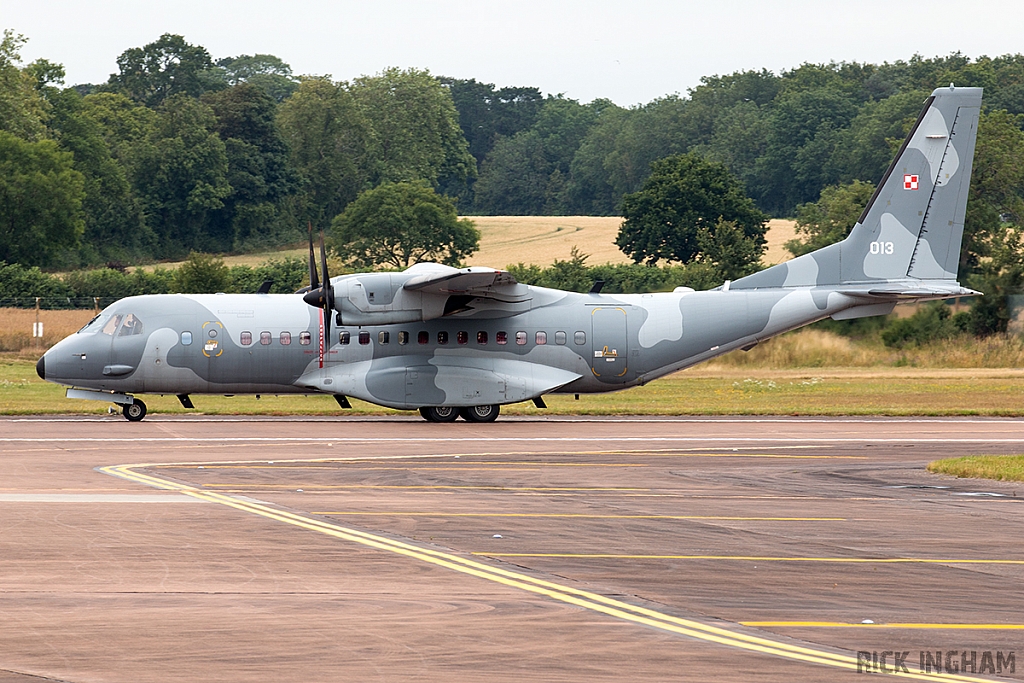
[590,306,628,381]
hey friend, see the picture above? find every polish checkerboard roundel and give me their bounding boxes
[903,174,919,190]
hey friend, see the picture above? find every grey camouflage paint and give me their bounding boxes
[40,87,982,413]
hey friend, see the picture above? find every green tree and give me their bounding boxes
[107,34,222,107]
[785,180,876,256]
[133,94,231,257]
[329,182,479,269]
[442,78,544,164]
[962,110,1024,273]
[0,131,85,266]
[473,97,611,214]
[173,252,230,293]
[350,68,475,186]
[696,218,766,280]
[215,54,298,102]
[48,88,154,264]
[203,83,298,250]
[617,152,767,265]
[0,30,47,140]
[277,76,374,230]
[751,85,860,215]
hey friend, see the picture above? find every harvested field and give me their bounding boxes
[130,216,798,271]
[762,218,797,264]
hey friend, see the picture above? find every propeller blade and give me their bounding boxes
[307,222,319,291]
[319,228,333,346]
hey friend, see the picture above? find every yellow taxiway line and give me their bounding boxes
[98,458,1001,683]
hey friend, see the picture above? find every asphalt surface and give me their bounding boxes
[2,415,1024,682]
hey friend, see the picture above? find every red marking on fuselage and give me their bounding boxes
[318,309,324,368]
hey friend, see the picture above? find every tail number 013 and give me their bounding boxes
[870,241,894,255]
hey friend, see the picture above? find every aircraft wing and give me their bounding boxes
[403,266,520,296]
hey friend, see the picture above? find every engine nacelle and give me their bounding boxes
[332,274,446,326]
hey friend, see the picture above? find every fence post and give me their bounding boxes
[34,297,41,348]
[94,297,100,313]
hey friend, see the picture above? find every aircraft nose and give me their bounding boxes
[36,354,45,380]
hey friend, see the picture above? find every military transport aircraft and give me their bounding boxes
[37,86,981,422]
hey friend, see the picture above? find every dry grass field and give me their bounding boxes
[762,218,798,264]
[132,216,799,271]
[0,308,97,353]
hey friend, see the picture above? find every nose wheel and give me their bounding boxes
[122,399,147,422]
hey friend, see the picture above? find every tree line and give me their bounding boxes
[3,30,1024,336]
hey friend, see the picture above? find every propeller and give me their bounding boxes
[302,228,334,354]
[307,222,319,292]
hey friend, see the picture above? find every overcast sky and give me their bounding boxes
[6,0,1024,106]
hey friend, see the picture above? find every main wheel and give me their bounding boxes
[122,399,147,422]
[460,404,500,423]
[419,406,459,422]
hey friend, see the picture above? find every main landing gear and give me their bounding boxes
[419,405,500,423]
[122,399,147,422]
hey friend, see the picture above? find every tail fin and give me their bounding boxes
[733,85,982,290]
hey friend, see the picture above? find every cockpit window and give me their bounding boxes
[118,313,143,336]
[78,315,103,334]
[101,314,123,336]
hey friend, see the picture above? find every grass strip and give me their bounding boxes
[927,455,1024,482]
[5,358,1024,417]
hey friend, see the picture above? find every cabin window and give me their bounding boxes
[516,331,527,345]
[280,332,291,346]
[574,331,586,345]
[299,331,310,345]
[535,331,547,345]
[181,331,193,345]
[118,313,143,336]
[438,331,449,345]
[418,331,429,345]
[477,331,488,345]
[101,314,123,336]
[358,331,370,345]
[240,331,252,346]
[339,331,350,345]
[457,331,468,345]
[398,331,409,345]
[496,331,508,345]
[555,331,566,345]
[378,331,390,344]
[260,331,272,345]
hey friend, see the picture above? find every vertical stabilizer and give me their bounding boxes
[842,85,981,282]
[731,86,982,290]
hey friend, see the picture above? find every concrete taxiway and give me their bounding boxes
[1,416,1023,682]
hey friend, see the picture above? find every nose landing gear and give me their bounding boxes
[122,399,147,422]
